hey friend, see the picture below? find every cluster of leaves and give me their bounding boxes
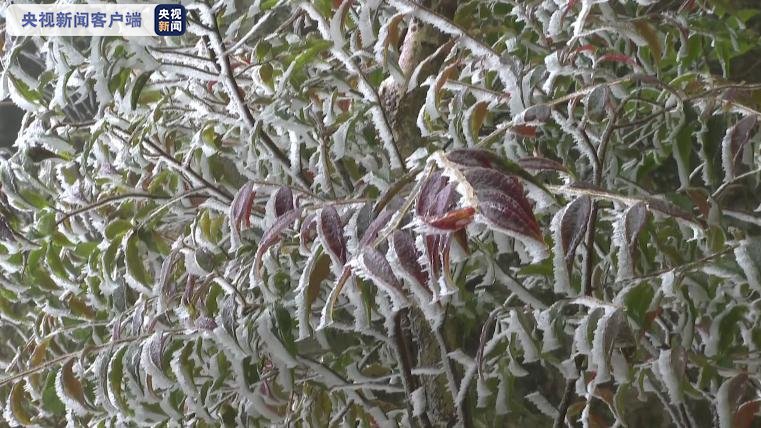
[1,0,761,426]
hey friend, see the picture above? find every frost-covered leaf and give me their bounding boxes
[254,208,301,274]
[318,205,346,265]
[230,181,256,232]
[477,189,543,243]
[273,187,294,217]
[559,195,591,258]
[55,359,90,416]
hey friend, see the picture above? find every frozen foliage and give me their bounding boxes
[0,1,761,427]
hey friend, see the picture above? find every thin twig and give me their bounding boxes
[55,192,170,227]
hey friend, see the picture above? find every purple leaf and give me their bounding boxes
[447,148,500,169]
[392,230,428,286]
[318,206,347,264]
[560,196,591,259]
[149,332,168,369]
[274,187,294,217]
[359,209,395,247]
[254,208,301,274]
[478,189,542,242]
[464,167,532,215]
[195,316,218,331]
[416,172,448,217]
[432,183,457,215]
[361,248,403,292]
[230,181,256,232]
[299,213,317,253]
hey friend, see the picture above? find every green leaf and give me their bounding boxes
[124,232,152,291]
[130,71,153,110]
[105,220,132,240]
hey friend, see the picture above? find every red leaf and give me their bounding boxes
[735,399,761,428]
[518,157,569,173]
[573,44,598,54]
[478,189,542,242]
[274,187,294,217]
[254,209,301,274]
[560,196,591,259]
[230,181,256,231]
[318,206,346,264]
[392,230,428,287]
[425,207,475,231]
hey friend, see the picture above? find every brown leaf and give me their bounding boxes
[318,206,346,264]
[560,196,591,259]
[254,208,301,274]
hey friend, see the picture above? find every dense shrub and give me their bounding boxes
[1,0,761,426]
